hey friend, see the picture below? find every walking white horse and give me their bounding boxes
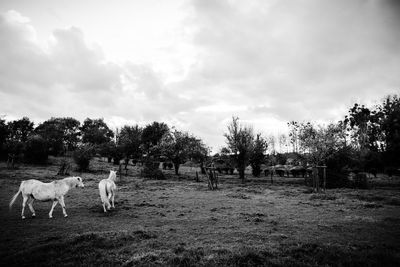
[9,176,84,219]
[99,170,117,212]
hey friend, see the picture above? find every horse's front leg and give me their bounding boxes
[21,195,28,219]
[49,200,58,218]
[58,196,68,217]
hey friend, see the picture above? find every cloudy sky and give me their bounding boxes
[0,0,399,151]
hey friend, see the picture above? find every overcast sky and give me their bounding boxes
[0,0,399,151]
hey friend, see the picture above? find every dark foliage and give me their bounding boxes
[24,135,48,163]
[142,160,165,180]
[73,145,94,171]
[80,118,114,145]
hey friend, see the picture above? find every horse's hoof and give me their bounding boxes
[22,216,26,220]
[64,215,68,218]
[32,214,36,218]
[49,216,53,219]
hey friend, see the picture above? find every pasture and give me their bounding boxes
[1,158,400,266]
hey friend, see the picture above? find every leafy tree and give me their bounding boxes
[118,125,143,160]
[24,135,48,163]
[224,117,254,182]
[7,117,34,143]
[35,117,81,155]
[298,122,344,165]
[157,129,208,175]
[73,144,95,171]
[80,118,114,145]
[249,133,268,177]
[343,103,380,153]
[141,122,169,154]
[378,95,400,167]
[59,117,81,151]
[0,117,9,159]
[35,119,63,155]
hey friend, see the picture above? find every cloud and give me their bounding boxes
[182,0,400,123]
[1,1,400,152]
[0,10,123,117]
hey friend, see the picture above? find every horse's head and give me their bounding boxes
[109,170,117,181]
[75,176,85,188]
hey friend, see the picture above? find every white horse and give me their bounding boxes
[99,170,117,212]
[9,176,84,219]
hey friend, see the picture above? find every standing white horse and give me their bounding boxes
[99,170,117,212]
[9,176,84,219]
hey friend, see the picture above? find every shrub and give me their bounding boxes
[142,161,164,180]
[73,145,94,171]
[326,170,351,188]
[24,135,48,163]
[354,173,369,189]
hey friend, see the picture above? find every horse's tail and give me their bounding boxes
[9,181,24,210]
[99,180,111,208]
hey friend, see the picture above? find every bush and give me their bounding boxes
[326,170,351,188]
[24,135,48,163]
[142,161,164,180]
[354,173,369,189]
[73,145,94,171]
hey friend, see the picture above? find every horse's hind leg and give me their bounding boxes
[49,200,58,218]
[102,202,107,213]
[21,195,28,219]
[58,196,68,217]
[106,193,112,210]
[111,192,115,209]
[27,197,36,217]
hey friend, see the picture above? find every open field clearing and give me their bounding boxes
[1,158,400,266]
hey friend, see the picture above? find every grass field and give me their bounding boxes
[1,157,400,266]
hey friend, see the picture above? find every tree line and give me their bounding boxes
[217,94,400,185]
[1,94,398,182]
[0,117,209,175]
[282,95,399,178]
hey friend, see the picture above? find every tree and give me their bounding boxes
[80,118,114,145]
[0,117,9,159]
[59,117,81,151]
[141,122,169,154]
[288,121,300,153]
[266,134,276,155]
[224,117,254,182]
[378,95,400,167]
[118,125,143,160]
[73,144,95,171]
[278,134,288,153]
[298,122,343,165]
[7,117,34,143]
[249,133,268,177]
[35,119,63,155]
[35,117,80,155]
[24,135,48,163]
[157,129,208,175]
[344,103,374,153]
